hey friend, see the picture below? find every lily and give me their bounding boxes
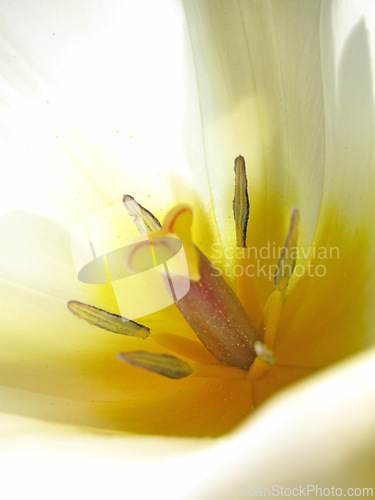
[0,0,375,497]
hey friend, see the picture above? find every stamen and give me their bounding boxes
[274,207,300,290]
[233,156,262,327]
[233,155,250,248]
[117,351,193,379]
[263,290,284,348]
[67,301,150,339]
[246,357,271,381]
[123,194,162,234]
[254,341,275,366]
[246,341,274,381]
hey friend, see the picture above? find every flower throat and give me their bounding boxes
[68,156,299,379]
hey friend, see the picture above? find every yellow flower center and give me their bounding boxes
[68,156,300,384]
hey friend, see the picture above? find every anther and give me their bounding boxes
[123,194,162,234]
[67,301,150,339]
[118,351,193,379]
[233,155,250,248]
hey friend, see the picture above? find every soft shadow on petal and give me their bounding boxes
[275,4,375,367]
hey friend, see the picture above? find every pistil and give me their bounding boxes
[125,200,261,371]
[175,247,260,370]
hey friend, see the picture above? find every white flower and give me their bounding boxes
[0,0,375,498]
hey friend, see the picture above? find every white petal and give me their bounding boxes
[0,0,193,225]
[184,347,375,498]
[183,0,326,279]
[0,414,205,500]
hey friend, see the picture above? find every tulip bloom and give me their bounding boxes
[1,0,375,497]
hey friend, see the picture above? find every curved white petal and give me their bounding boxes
[0,0,193,226]
[184,347,375,499]
[1,347,374,499]
[0,0,375,494]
